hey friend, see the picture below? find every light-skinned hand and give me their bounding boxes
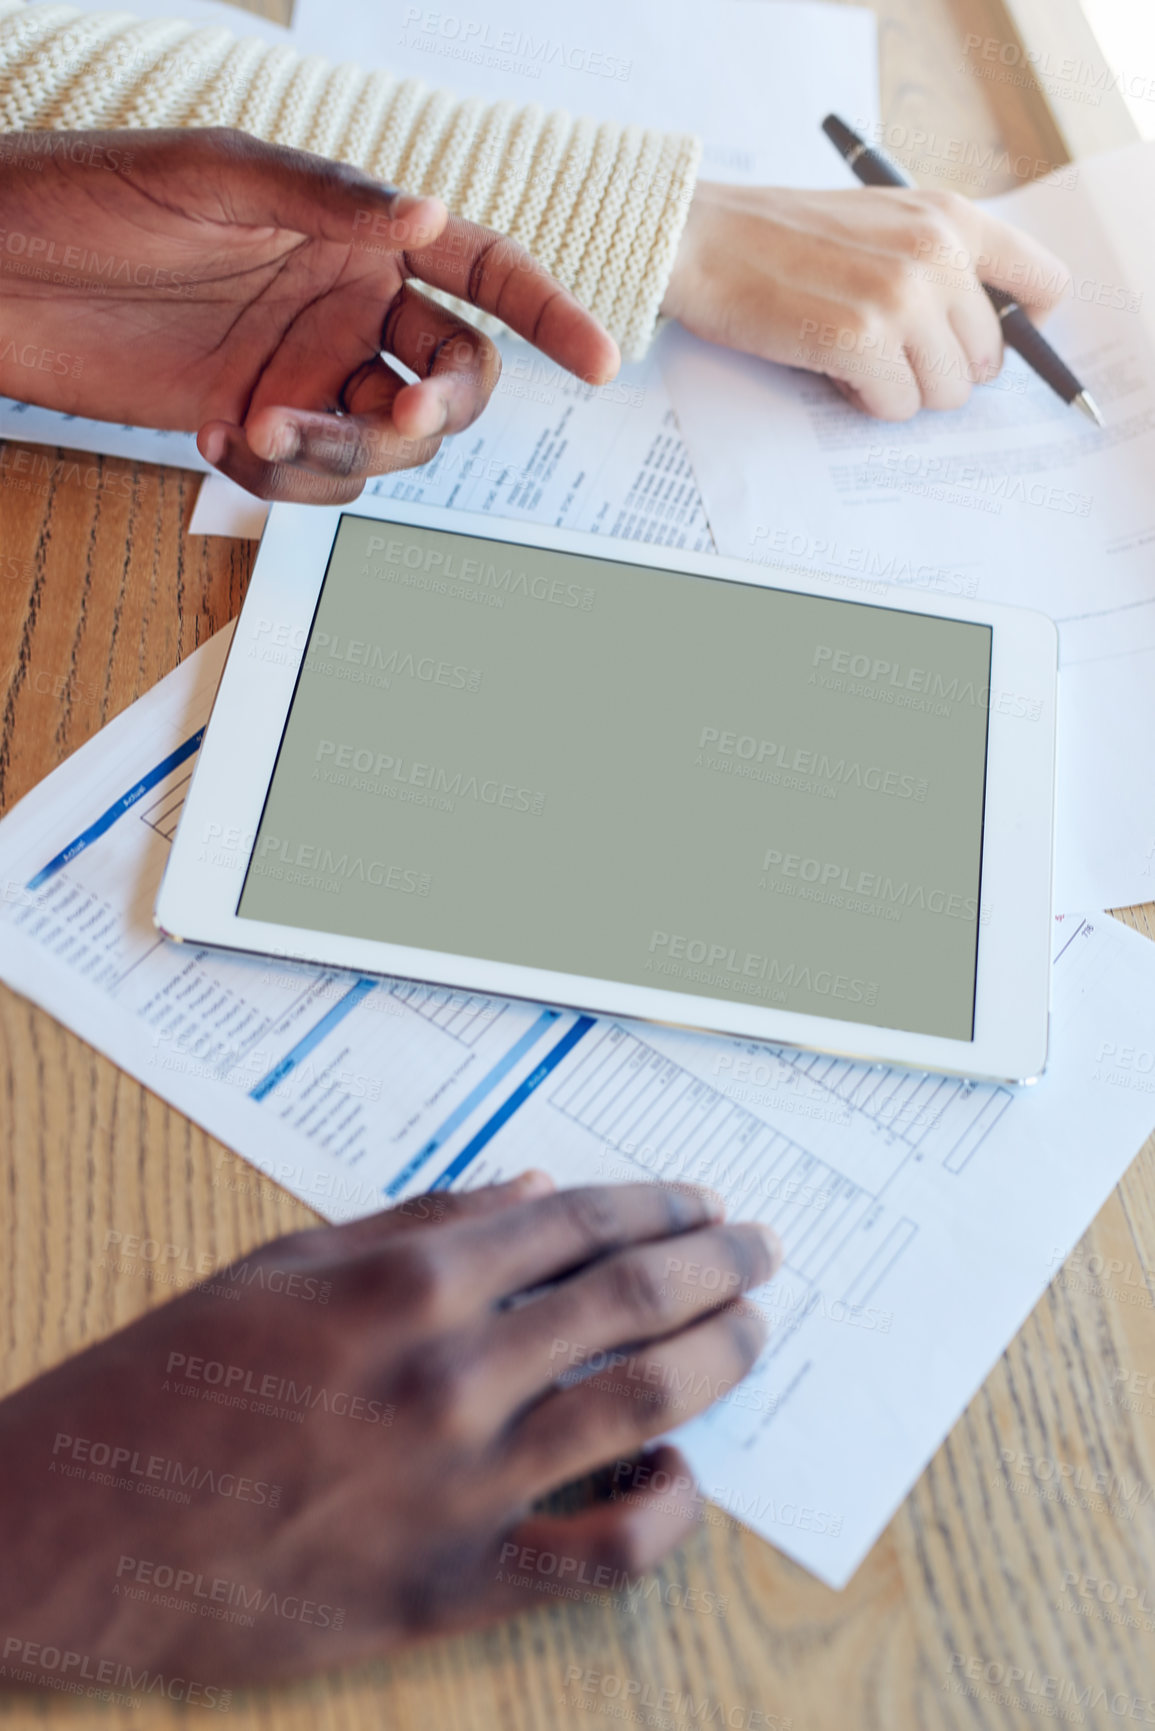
[663,182,1072,418]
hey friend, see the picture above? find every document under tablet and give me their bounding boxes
[237,515,991,1043]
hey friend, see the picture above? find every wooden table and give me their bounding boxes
[2,2,1154,1726]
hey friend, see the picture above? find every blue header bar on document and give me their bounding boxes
[25,730,204,891]
[431,1016,596,1191]
[385,1007,563,1198]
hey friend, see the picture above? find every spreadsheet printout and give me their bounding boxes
[1,629,1153,1585]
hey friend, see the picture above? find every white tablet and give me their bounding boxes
[156,497,1057,1082]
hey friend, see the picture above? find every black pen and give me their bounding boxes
[821,113,1103,426]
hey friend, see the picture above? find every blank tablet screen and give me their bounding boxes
[238,514,992,1040]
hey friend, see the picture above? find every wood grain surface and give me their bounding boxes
[2,2,1154,1727]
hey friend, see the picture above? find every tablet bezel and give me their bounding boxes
[156,496,1057,1083]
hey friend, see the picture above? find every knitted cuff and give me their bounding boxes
[0,1,701,358]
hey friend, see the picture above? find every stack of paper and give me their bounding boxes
[2,627,1154,1586]
[4,0,1155,1591]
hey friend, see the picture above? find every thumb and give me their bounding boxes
[162,127,448,250]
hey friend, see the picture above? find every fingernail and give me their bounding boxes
[268,421,300,463]
[387,194,445,249]
[198,426,227,467]
[410,389,449,438]
[390,192,434,219]
[512,1169,554,1196]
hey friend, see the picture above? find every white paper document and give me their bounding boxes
[661,143,1155,912]
[187,346,714,547]
[188,474,272,540]
[365,348,712,546]
[1,630,1153,1587]
[0,397,211,473]
[287,0,877,192]
[46,0,878,188]
[6,0,1152,1590]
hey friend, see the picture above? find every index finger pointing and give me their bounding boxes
[165,128,450,251]
[404,214,621,387]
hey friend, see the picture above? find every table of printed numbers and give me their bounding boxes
[2,3,1154,1727]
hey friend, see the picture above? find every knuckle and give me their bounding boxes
[870,391,919,423]
[396,1335,485,1434]
[918,188,970,232]
[905,210,953,253]
[470,330,501,389]
[437,326,484,368]
[312,426,361,478]
[431,325,499,395]
[259,1224,328,1264]
[392,1240,454,1319]
[831,307,870,346]
[200,124,242,156]
[466,235,499,304]
[603,1252,666,1322]
[931,379,973,411]
[726,1305,769,1370]
[830,300,888,350]
[867,273,911,324]
[390,1191,445,1225]
[562,1186,625,1253]
[718,1226,765,1292]
[593,1513,654,1579]
[326,158,367,194]
[466,232,516,304]
[381,285,410,353]
[520,1398,582,1478]
[359,423,394,470]
[656,1182,706,1234]
[248,469,283,502]
[348,429,380,477]
[636,1368,680,1426]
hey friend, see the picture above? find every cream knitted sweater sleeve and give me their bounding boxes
[0,0,700,358]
